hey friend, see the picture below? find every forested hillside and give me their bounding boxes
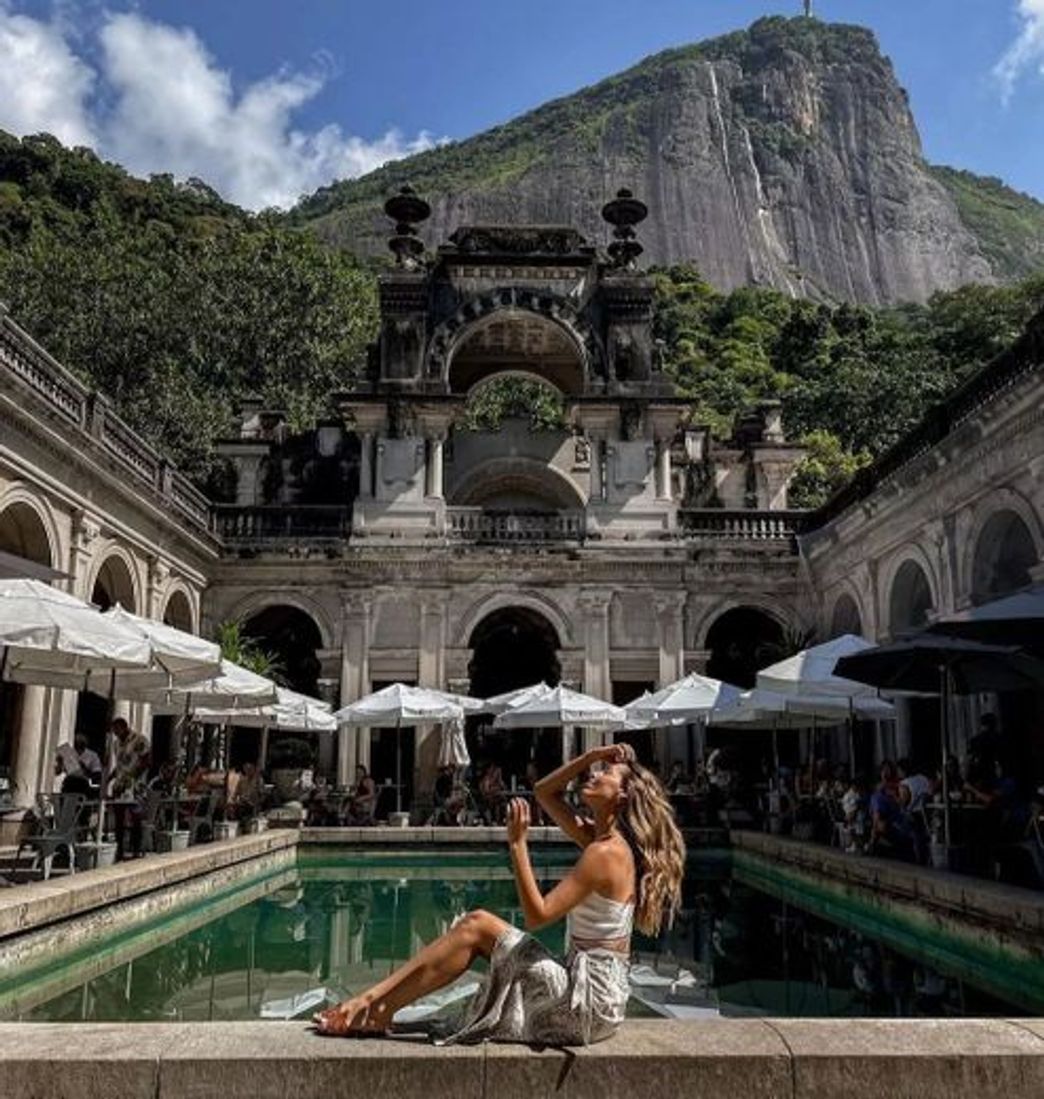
[1,130,1042,507]
[0,132,377,484]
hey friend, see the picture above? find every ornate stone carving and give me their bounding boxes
[447,226,589,257]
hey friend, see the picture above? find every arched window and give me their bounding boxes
[162,590,194,633]
[971,510,1038,604]
[830,594,863,638]
[92,555,137,612]
[889,560,933,635]
[705,607,785,688]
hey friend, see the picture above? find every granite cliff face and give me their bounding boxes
[295,17,1024,305]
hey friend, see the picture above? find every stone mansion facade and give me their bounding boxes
[2,193,1042,810]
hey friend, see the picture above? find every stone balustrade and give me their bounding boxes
[0,310,210,531]
[679,508,804,542]
[446,507,587,543]
[212,504,352,542]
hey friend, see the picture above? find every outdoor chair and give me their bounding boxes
[138,789,165,853]
[16,793,87,880]
[186,790,218,845]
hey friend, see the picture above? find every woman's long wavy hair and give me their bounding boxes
[617,762,686,937]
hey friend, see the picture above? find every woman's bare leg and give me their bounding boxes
[314,908,510,1035]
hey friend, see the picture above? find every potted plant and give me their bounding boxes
[75,837,118,870]
[213,806,240,842]
[269,737,314,802]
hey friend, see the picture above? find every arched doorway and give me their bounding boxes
[705,606,787,780]
[468,607,562,786]
[830,594,863,638]
[92,555,137,612]
[971,510,1038,604]
[163,590,194,632]
[889,560,933,635]
[705,607,785,690]
[241,605,325,773]
[0,502,54,789]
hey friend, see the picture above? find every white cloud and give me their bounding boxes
[995,0,1044,104]
[0,2,96,146]
[0,6,438,210]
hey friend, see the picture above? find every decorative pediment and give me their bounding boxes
[446,226,590,258]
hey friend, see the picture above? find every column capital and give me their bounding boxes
[577,590,613,615]
[340,590,373,617]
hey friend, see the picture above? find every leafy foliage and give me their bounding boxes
[0,131,378,482]
[460,377,567,432]
[933,167,1044,281]
[215,621,284,682]
[653,265,1044,506]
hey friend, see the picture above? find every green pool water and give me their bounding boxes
[1,848,1037,1022]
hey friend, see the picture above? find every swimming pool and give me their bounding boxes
[0,846,1039,1022]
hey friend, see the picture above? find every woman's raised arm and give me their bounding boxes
[534,743,634,847]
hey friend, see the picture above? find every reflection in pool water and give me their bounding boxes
[2,850,1032,1022]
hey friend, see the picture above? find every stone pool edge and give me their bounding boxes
[1,1018,1043,1098]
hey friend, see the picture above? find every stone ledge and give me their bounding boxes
[301,825,574,845]
[0,831,296,941]
[0,1019,1042,1098]
[731,830,1044,933]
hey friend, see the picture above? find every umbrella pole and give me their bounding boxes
[848,698,856,781]
[396,717,402,815]
[0,645,7,749]
[940,664,953,849]
[772,719,780,781]
[96,668,117,847]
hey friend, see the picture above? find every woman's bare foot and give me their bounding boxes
[312,994,392,1037]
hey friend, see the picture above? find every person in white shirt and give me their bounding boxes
[75,734,102,782]
[897,758,932,864]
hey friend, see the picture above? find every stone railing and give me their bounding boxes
[212,505,352,543]
[0,310,211,533]
[447,507,587,543]
[679,509,804,543]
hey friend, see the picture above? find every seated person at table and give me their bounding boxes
[840,778,869,850]
[431,765,466,825]
[147,761,178,796]
[478,760,506,824]
[344,765,377,824]
[937,757,964,800]
[525,761,546,824]
[55,744,93,798]
[75,735,103,784]
[869,762,913,861]
[227,762,263,820]
[666,761,691,793]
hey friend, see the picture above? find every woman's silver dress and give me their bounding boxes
[431,926,630,1047]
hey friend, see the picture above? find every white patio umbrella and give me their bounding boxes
[493,685,625,759]
[333,684,464,813]
[757,636,892,779]
[478,682,553,716]
[437,717,471,769]
[132,660,280,710]
[624,673,742,728]
[188,688,336,732]
[756,635,882,699]
[0,579,152,688]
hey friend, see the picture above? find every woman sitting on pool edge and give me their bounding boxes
[314,742,685,1045]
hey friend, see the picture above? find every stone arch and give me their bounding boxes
[0,490,58,569]
[829,590,864,638]
[691,596,799,652]
[90,547,140,612]
[427,294,602,395]
[224,590,335,652]
[886,556,935,636]
[964,494,1042,604]
[240,604,325,697]
[162,586,196,633]
[703,604,788,689]
[449,457,586,509]
[454,589,574,650]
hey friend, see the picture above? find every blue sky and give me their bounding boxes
[1,1,1043,208]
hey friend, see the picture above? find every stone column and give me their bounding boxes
[655,595,685,688]
[579,592,613,753]
[656,441,672,501]
[9,686,49,808]
[337,593,372,786]
[426,437,445,500]
[358,433,375,500]
[416,591,448,803]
